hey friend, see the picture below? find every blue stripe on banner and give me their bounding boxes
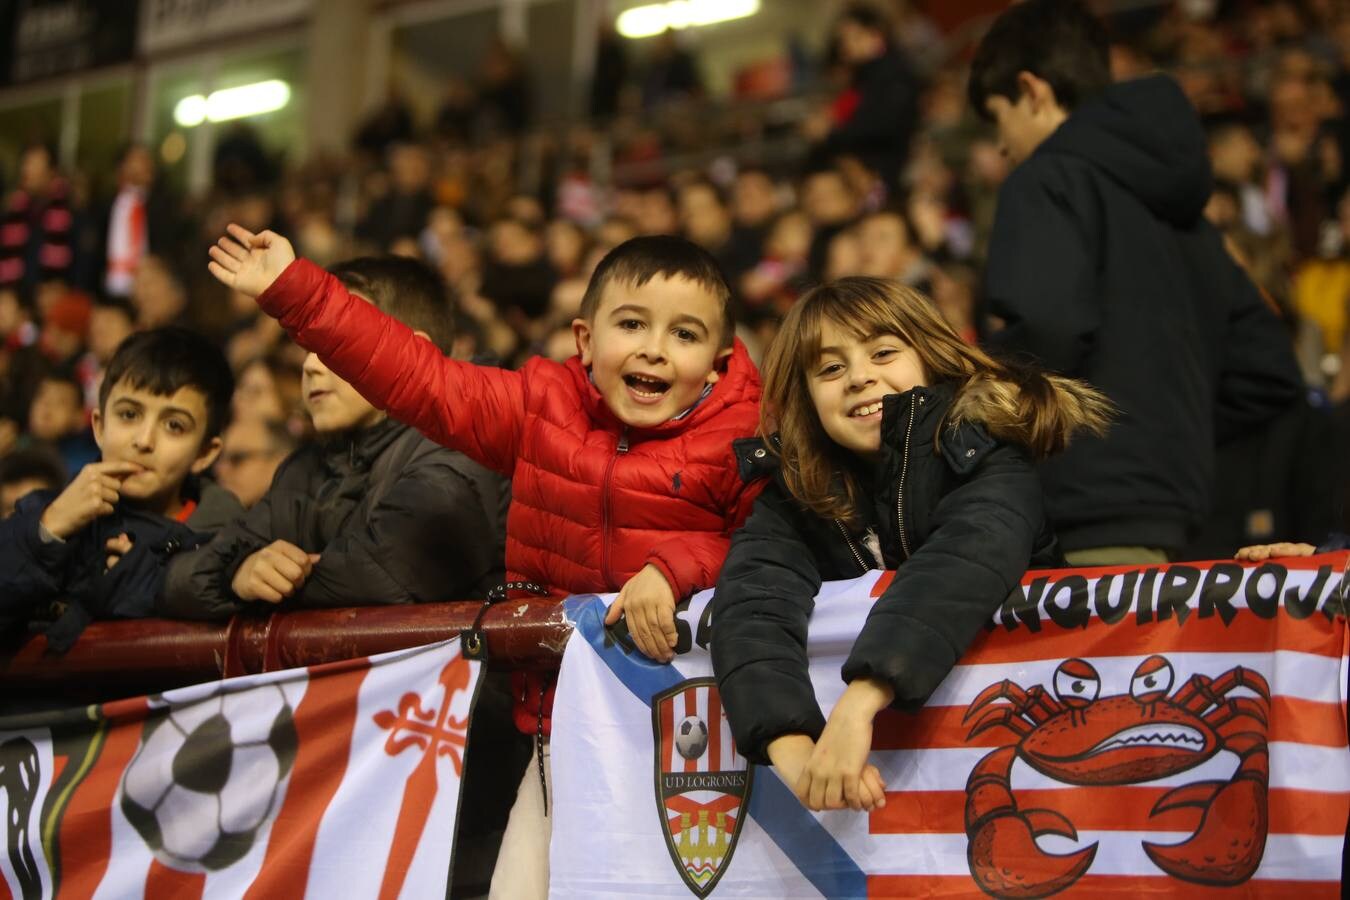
[565,595,868,899]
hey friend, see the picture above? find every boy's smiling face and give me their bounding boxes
[93,379,222,514]
[573,275,730,430]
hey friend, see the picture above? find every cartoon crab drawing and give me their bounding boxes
[961,655,1270,898]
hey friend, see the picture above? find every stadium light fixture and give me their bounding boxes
[174,80,291,127]
[616,0,760,39]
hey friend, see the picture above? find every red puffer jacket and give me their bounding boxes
[257,259,766,731]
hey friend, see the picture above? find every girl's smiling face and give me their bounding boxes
[807,319,928,460]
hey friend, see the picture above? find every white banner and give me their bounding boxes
[0,638,482,899]
[550,554,1350,898]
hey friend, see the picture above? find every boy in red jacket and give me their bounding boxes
[209,226,763,898]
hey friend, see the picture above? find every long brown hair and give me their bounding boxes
[761,277,1111,524]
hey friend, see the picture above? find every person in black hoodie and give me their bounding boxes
[809,4,921,192]
[969,0,1304,565]
[712,278,1109,812]
[0,328,242,649]
[162,256,508,617]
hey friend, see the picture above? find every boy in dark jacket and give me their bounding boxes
[162,256,509,617]
[969,0,1303,564]
[0,328,241,649]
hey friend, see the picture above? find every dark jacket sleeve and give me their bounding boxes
[0,492,69,621]
[841,444,1042,709]
[159,484,278,621]
[983,163,1100,376]
[295,452,503,606]
[1211,245,1304,442]
[710,484,826,765]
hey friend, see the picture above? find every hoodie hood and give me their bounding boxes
[1038,75,1212,225]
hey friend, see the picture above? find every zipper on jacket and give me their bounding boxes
[895,395,920,561]
[835,520,869,575]
[601,429,630,587]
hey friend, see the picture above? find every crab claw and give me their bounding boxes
[968,810,1098,899]
[1143,749,1268,885]
[965,745,1097,898]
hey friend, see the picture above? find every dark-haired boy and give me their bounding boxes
[161,255,508,617]
[209,228,763,898]
[969,0,1302,565]
[0,328,242,647]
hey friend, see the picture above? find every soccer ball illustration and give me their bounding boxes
[120,683,297,871]
[675,715,709,760]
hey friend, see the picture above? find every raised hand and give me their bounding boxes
[231,540,321,603]
[39,461,144,540]
[207,224,296,299]
[605,564,679,662]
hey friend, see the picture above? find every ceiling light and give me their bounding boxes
[174,80,291,127]
[616,0,760,39]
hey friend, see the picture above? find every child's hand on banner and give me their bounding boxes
[208,224,296,299]
[796,678,892,812]
[605,564,678,662]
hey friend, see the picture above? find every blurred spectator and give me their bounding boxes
[0,444,65,517]
[739,210,812,324]
[355,91,415,160]
[478,38,532,138]
[213,122,277,193]
[99,143,180,297]
[130,255,189,330]
[232,351,305,435]
[807,4,921,190]
[801,166,859,279]
[677,180,738,279]
[24,371,97,476]
[1292,185,1350,371]
[213,417,297,509]
[642,31,703,107]
[358,144,436,252]
[0,143,83,292]
[436,78,477,143]
[854,207,934,291]
[480,217,555,325]
[590,23,630,120]
[1207,118,1272,236]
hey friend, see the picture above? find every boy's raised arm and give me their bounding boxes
[208,225,526,474]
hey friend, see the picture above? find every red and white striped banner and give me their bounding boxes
[551,553,1349,898]
[0,639,482,899]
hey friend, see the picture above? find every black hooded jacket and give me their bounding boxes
[0,478,243,649]
[983,75,1303,551]
[711,384,1061,765]
[161,419,509,619]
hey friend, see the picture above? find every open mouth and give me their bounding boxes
[849,401,884,418]
[623,374,670,398]
[1081,724,1205,756]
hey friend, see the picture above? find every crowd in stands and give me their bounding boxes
[1,0,1349,892]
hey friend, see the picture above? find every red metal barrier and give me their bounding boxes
[0,600,571,701]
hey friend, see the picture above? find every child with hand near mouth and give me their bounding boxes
[0,328,241,649]
[208,226,763,899]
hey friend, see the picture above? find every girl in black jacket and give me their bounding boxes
[712,277,1109,814]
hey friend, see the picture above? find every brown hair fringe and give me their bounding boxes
[760,277,1111,525]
